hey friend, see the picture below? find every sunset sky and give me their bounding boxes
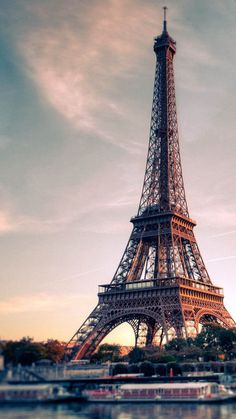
[0,0,236,345]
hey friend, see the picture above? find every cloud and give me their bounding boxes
[0,179,138,235]
[207,256,236,263]
[195,207,236,229]
[53,267,105,284]
[15,0,159,149]
[0,210,76,235]
[210,230,236,238]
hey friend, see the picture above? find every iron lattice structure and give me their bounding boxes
[67,13,235,360]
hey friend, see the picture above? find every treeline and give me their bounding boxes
[92,325,236,364]
[0,338,65,366]
[1,325,236,367]
[112,360,181,377]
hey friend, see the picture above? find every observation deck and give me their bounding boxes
[98,277,224,297]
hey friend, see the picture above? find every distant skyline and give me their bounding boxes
[0,0,236,345]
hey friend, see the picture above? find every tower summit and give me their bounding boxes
[66,10,235,360]
[163,6,167,32]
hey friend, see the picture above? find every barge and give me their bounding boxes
[84,382,235,403]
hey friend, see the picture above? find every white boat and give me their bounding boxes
[0,384,74,403]
[83,382,235,403]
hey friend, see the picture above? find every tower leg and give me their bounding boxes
[146,320,157,346]
[133,320,148,347]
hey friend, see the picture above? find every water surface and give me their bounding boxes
[1,402,236,419]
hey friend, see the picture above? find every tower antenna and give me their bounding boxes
[163,6,168,32]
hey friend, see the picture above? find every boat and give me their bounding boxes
[83,382,235,403]
[0,383,76,403]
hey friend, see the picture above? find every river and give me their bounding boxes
[1,402,236,419]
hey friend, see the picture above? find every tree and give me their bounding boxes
[165,338,190,352]
[154,354,176,363]
[128,347,144,364]
[112,363,128,375]
[155,364,167,376]
[91,343,121,363]
[218,329,236,353]
[139,361,155,377]
[165,338,186,352]
[44,340,65,363]
[128,364,140,374]
[203,351,218,362]
[195,325,236,355]
[195,325,220,350]
[141,346,161,362]
[177,346,202,361]
[3,338,46,366]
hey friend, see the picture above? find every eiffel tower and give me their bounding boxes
[67,8,235,360]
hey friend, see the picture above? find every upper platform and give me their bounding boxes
[154,31,176,54]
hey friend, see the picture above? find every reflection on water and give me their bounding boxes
[1,402,236,419]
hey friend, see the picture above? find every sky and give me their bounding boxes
[0,0,236,346]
